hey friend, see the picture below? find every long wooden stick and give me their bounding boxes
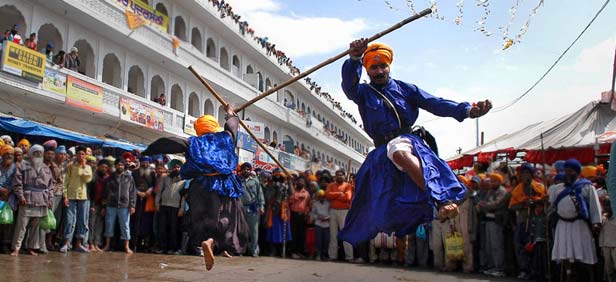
[188,66,292,178]
[235,8,432,113]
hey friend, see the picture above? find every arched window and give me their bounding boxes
[171,84,184,112]
[257,72,264,91]
[219,48,229,70]
[246,65,253,74]
[264,127,271,142]
[150,75,165,103]
[188,92,200,117]
[272,131,278,144]
[73,39,96,78]
[155,3,170,33]
[217,105,225,125]
[204,99,214,115]
[206,38,216,60]
[127,65,145,97]
[191,27,202,52]
[0,5,26,45]
[265,78,272,90]
[174,16,187,41]
[36,23,63,55]
[232,55,240,77]
[102,54,122,88]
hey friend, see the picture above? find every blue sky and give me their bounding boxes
[229,0,616,158]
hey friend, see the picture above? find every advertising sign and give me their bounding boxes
[115,0,169,33]
[41,67,67,95]
[119,96,165,131]
[66,75,103,112]
[1,41,46,82]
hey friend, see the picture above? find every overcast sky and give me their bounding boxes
[227,0,616,159]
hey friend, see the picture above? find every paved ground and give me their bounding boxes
[0,252,516,282]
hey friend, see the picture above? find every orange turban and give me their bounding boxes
[17,138,30,151]
[0,145,14,155]
[362,42,393,70]
[307,175,318,182]
[489,173,504,184]
[457,175,469,186]
[194,115,220,136]
[581,166,597,179]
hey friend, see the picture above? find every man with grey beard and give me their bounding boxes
[10,145,53,256]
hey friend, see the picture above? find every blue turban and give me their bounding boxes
[240,162,252,170]
[519,163,535,174]
[152,155,163,162]
[139,156,152,163]
[554,173,565,182]
[554,160,565,171]
[55,145,67,154]
[564,159,582,174]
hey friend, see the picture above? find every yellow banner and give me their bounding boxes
[116,0,169,33]
[125,10,147,30]
[1,41,46,82]
[42,67,67,96]
[66,75,103,112]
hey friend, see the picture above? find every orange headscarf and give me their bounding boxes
[509,180,546,208]
[17,138,30,151]
[0,145,14,155]
[457,175,469,186]
[362,42,393,70]
[194,115,220,136]
[489,173,504,185]
[581,166,597,179]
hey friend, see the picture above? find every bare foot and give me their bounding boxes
[28,250,38,256]
[125,247,133,255]
[101,245,110,252]
[222,251,233,258]
[10,250,19,256]
[202,239,215,271]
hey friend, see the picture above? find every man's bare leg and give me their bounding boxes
[202,239,215,271]
[392,151,425,191]
[222,251,233,258]
[392,151,458,218]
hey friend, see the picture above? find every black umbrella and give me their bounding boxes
[142,137,189,156]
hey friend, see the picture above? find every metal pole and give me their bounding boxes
[540,132,552,282]
[235,8,433,112]
[475,118,479,147]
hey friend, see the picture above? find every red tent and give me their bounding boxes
[447,101,616,169]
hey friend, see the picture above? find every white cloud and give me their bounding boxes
[226,1,368,58]
[574,37,615,74]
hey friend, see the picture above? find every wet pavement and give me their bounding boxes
[0,252,516,282]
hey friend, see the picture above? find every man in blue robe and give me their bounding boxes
[339,38,491,245]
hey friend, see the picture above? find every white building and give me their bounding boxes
[0,0,371,172]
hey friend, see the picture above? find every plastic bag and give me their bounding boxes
[416,224,427,241]
[40,209,56,230]
[445,232,465,261]
[0,201,13,225]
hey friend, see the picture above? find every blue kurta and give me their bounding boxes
[180,131,243,198]
[339,58,469,245]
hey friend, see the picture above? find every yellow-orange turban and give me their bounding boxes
[0,145,14,155]
[307,175,317,182]
[17,138,30,151]
[194,115,220,136]
[489,173,504,184]
[0,139,4,147]
[362,42,393,70]
[581,166,597,179]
